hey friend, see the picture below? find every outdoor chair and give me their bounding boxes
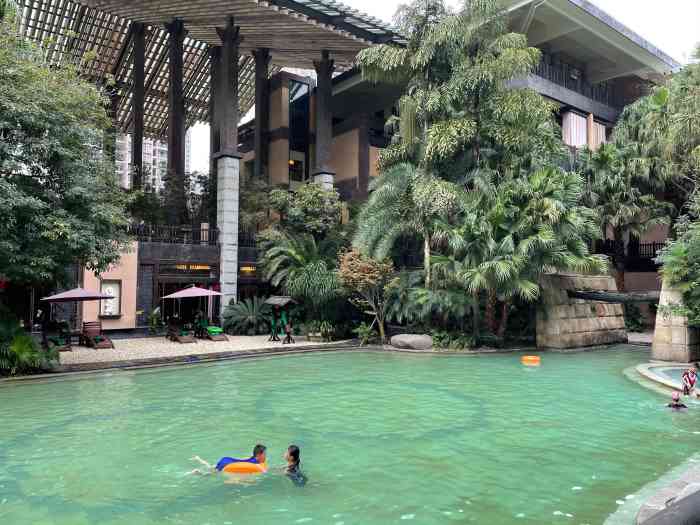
[81,321,114,349]
[166,321,196,344]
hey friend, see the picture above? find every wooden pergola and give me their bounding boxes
[12,0,402,311]
[14,0,403,139]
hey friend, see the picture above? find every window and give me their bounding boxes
[289,79,310,183]
[100,280,122,318]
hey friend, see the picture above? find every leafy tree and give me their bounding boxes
[357,0,558,176]
[435,167,604,337]
[353,163,462,287]
[0,14,131,286]
[269,182,342,240]
[222,296,271,335]
[338,249,394,342]
[579,143,673,290]
[257,229,340,321]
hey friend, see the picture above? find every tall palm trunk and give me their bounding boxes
[485,292,498,334]
[497,300,510,338]
[472,293,480,342]
[613,229,626,292]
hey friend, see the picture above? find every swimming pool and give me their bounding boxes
[1,347,698,524]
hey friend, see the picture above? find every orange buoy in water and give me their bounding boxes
[521,355,541,366]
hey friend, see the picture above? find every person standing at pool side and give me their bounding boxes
[682,368,697,396]
[668,391,688,410]
[284,444,307,487]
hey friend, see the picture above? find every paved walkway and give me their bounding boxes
[58,335,350,370]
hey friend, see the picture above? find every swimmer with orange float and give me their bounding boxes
[189,443,268,475]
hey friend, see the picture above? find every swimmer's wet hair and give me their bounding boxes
[253,444,266,456]
[288,445,300,466]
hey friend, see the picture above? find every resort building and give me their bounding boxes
[13,0,679,332]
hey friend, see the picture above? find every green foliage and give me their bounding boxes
[658,193,700,326]
[0,16,131,286]
[0,311,57,376]
[431,330,474,350]
[258,229,340,319]
[353,322,377,346]
[269,183,342,240]
[222,297,271,335]
[147,307,164,335]
[624,304,646,333]
[338,249,394,341]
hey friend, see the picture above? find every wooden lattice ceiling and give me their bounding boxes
[14,0,403,139]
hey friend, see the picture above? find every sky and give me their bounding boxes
[189,0,699,173]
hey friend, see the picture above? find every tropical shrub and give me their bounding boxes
[353,322,377,346]
[222,297,271,335]
[257,229,340,321]
[338,249,394,342]
[0,314,57,376]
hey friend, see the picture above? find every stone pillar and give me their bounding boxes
[209,46,221,229]
[312,50,335,189]
[131,22,145,190]
[253,48,270,180]
[214,17,241,314]
[104,89,119,164]
[652,281,700,362]
[165,19,187,224]
[586,113,595,150]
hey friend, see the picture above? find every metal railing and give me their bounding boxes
[128,224,219,245]
[534,59,622,109]
[592,240,664,260]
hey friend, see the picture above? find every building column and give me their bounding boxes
[214,17,241,313]
[253,48,270,180]
[209,46,221,229]
[165,19,186,224]
[104,89,120,164]
[313,50,335,189]
[586,112,595,150]
[131,22,145,190]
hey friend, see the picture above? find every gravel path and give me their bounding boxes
[59,335,341,365]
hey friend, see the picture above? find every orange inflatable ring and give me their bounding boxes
[222,461,268,474]
[521,355,541,366]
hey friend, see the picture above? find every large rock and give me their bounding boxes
[390,334,433,350]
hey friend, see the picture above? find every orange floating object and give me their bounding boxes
[521,355,541,366]
[222,461,268,474]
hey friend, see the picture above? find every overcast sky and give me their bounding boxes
[190,0,699,172]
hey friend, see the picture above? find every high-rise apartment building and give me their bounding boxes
[115,129,193,191]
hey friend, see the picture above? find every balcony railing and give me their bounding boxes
[534,60,622,109]
[128,224,219,245]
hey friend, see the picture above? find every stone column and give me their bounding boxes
[652,280,700,362]
[104,89,120,164]
[586,112,595,150]
[131,22,145,190]
[312,50,335,189]
[209,46,221,229]
[214,17,241,314]
[165,19,187,224]
[253,48,270,180]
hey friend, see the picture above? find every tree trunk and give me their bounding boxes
[497,300,510,338]
[485,292,498,334]
[472,293,480,343]
[377,317,386,344]
[613,229,626,292]
[423,234,431,288]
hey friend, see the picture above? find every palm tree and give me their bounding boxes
[353,163,462,287]
[436,167,605,336]
[222,297,270,335]
[258,229,339,320]
[580,143,673,291]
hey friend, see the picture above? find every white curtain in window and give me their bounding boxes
[100,281,121,316]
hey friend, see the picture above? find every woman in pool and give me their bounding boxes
[682,368,697,396]
[284,444,307,487]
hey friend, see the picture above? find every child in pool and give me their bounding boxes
[284,444,307,487]
[668,391,688,410]
[189,443,267,475]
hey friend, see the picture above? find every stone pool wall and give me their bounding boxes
[651,281,700,362]
[537,273,627,349]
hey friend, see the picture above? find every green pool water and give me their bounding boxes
[1,347,699,525]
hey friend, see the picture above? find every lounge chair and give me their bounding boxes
[167,323,196,344]
[82,321,114,349]
[205,325,228,342]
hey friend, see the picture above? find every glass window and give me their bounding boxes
[100,280,122,317]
